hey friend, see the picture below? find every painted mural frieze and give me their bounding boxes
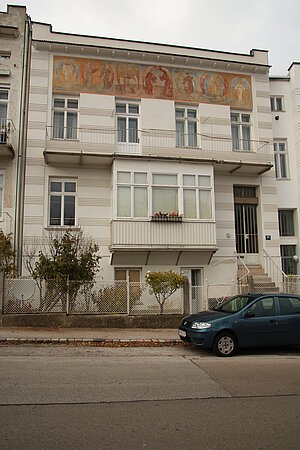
[53,55,252,109]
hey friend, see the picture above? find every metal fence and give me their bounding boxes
[3,277,184,315]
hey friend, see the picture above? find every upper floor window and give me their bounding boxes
[176,107,197,148]
[274,141,288,179]
[116,102,139,144]
[115,170,213,220]
[0,173,4,219]
[183,174,212,219]
[0,89,9,144]
[231,112,251,151]
[49,179,77,226]
[116,171,148,218]
[52,98,78,140]
[270,96,284,112]
[278,210,295,237]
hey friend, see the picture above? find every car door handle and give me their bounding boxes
[270,319,278,324]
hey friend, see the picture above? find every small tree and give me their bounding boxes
[0,231,16,277]
[32,230,101,311]
[145,270,185,314]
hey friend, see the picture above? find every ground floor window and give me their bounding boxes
[280,245,297,275]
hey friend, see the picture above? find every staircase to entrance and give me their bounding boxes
[241,264,280,293]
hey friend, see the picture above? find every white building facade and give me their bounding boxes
[0,5,31,270]
[270,63,300,275]
[23,22,281,311]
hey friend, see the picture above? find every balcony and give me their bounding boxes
[44,126,273,174]
[110,219,217,266]
[0,119,16,157]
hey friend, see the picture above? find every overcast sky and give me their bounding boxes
[2,0,299,75]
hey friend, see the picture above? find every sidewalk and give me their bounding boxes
[0,327,182,346]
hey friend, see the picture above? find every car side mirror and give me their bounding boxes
[244,310,255,318]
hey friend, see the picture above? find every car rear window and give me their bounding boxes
[278,297,300,315]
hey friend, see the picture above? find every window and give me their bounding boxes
[273,141,288,179]
[116,102,139,143]
[278,297,300,316]
[246,297,276,317]
[230,112,251,151]
[281,245,297,275]
[116,171,148,218]
[278,210,295,236]
[152,173,178,214]
[52,98,78,139]
[183,175,212,219]
[0,173,4,219]
[49,179,77,226]
[176,107,198,148]
[116,170,213,220]
[0,89,9,144]
[270,96,283,112]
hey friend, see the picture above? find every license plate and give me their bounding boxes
[179,329,186,337]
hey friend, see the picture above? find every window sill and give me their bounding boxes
[45,226,80,231]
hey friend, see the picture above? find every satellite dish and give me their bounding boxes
[13,278,36,302]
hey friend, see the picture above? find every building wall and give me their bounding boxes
[23,21,280,285]
[0,6,28,235]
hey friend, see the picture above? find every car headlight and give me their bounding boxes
[191,322,212,330]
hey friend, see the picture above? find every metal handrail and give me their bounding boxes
[45,126,272,155]
[235,252,250,283]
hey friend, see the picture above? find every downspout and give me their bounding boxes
[14,14,32,275]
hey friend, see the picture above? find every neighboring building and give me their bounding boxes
[23,21,281,311]
[0,5,31,270]
[270,63,300,275]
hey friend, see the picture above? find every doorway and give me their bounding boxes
[181,268,204,313]
[234,186,259,265]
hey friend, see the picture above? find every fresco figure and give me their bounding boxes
[230,77,250,104]
[159,67,172,97]
[183,74,194,95]
[117,64,139,95]
[99,64,114,89]
[145,70,157,95]
[54,59,80,89]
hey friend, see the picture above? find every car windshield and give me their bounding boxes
[212,295,255,314]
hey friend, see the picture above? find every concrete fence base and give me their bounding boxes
[1,313,184,329]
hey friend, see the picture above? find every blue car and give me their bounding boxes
[178,294,300,356]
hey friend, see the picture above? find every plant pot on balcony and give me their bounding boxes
[151,215,183,222]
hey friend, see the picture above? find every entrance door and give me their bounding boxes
[234,186,259,265]
[181,268,204,313]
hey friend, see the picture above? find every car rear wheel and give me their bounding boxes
[213,332,237,357]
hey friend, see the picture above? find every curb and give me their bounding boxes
[0,337,186,347]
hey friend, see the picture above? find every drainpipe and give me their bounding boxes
[14,14,32,275]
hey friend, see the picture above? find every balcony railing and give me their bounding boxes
[45,126,272,158]
[111,219,216,248]
[0,118,15,148]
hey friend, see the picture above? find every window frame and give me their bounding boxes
[115,170,214,221]
[175,105,198,148]
[273,140,289,179]
[48,178,77,227]
[230,111,252,151]
[116,171,148,219]
[278,209,295,237]
[270,96,284,112]
[0,171,4,221]
[0,88,9,144]
[116,101,140,144]
[52,97,79,140]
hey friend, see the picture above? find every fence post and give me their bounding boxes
[66,276,69,315]
[205,278,209,310]
[126,280,130,315]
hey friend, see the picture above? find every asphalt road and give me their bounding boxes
[0,345,300,450]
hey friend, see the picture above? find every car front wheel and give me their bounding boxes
[213,332,237,357]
